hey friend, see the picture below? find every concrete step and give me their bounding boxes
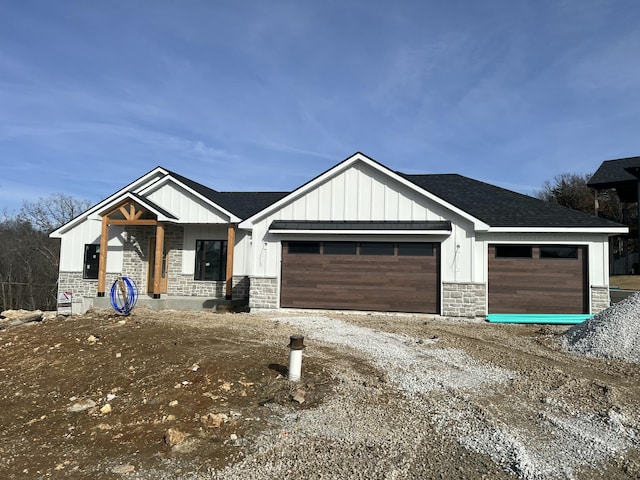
[93,295,248,312]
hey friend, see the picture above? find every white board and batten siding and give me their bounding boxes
[57,221,124,272]
[144,180,231,224]
[182,225,229,275]
[237,160,477,284]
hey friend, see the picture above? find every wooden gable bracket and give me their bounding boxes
[106,200,157,226]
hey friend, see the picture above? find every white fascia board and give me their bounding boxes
[239,152,489,230]
[268,229,452,236]
[50,167,170,237]
[82,192,176,223]
[138,176,241,223]
[486,226,629,234]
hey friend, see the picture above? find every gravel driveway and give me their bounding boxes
[208,312,640,480]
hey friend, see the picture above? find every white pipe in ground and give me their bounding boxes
[288,335,305,382]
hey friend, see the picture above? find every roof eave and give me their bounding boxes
[486,226,629,234]
[239,152,489,230]
[49,166,170,237]
[137,175,242,223]
[268,229,452,235]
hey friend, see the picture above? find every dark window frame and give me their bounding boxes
[323,241,357,255]
[397,242,435,257]
[359,242,395,256]
[194,239,227,281]
[540,246,579,259]
[287,241,321,254]
[495,245,533,258]
[83,244,100,280]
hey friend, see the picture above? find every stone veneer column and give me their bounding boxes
[164,224,184,295]
[249,277,278,309]
[232,276,250,301]
[590,286,610,314]
[442,282,487,318]
[122,226,148,291]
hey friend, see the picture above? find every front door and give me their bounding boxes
[148,237,169,294]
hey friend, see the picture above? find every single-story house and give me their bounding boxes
[50,152,627,317]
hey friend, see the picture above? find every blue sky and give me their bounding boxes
[1,0,639,214]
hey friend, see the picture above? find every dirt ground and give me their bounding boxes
[1,308,639,479]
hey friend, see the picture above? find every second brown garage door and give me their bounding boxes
[488,244,588,314]
[281,241,439,313]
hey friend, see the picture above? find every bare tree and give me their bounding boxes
[0,194,92,311]
[18,193,92,233]
[536,173,621,222]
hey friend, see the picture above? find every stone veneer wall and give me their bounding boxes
[249,277,278,309]
[172,275,226,297]
[58,271,122,310]
[232,276,250,301]
[121,225,149,291]
[126,224,185,294]
[58,224,247,306]
[127,224,232,298]
[591,286,610,314]
[442,282,487,318]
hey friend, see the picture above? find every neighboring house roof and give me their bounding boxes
[587,156,640,202]
[587,156,640,187]
[400,173,623,229]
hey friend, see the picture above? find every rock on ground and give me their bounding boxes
[563,292,640,363]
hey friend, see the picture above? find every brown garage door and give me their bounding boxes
[281,241,439,313]
[488,244,588,314]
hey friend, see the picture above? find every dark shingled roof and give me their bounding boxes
[269,220,452,231]
[399,173,623,228]
[587,156,640,203]
[161,166,623,228]
[164,169,288,219]
[212,192,290,219]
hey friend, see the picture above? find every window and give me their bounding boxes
[83,244,100,279]
[324,242,357,255]
[540,246,579,259]
[495,245,532,258]
[398,242,434,256]
[194,240,227,281]
[360,242,394,256]
[288,241,321,254]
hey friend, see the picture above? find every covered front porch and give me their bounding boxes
[95,196,240,304]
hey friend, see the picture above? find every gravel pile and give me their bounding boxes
[563,292,640,363]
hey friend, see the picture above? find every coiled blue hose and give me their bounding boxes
[110,276,138,315]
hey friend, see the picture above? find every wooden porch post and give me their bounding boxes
[97,216,109,296]
[153,223,165,299]
[225,223,236,300]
